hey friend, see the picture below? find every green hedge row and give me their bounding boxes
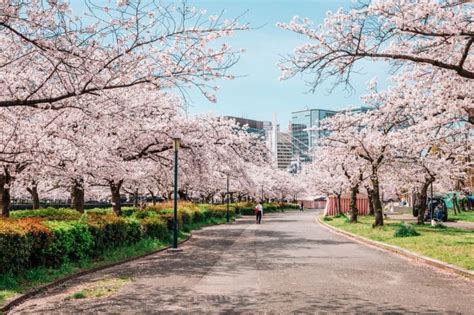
[1,206,234,275]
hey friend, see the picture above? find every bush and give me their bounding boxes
[125,218,143,243]
[86,213,129,255]
[394,223,420,238]
[86,208,112,215]
[121,207,137,217]
[0,219,52,274]
[134,210,157,219]
[16,218,52,266]
[42,221,93,266]
[141,217,169,240]
[0,203,252,275]
[206,205,235,219]
[11,208,82,221]
[0,220,33,274]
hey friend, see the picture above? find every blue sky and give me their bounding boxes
[73,0,391,130]
[184,0,390,130]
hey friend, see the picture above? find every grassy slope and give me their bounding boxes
[325,216,474,271]
[0,216,229,307]
[448,209,474,223]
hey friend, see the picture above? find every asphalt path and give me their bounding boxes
[10,210,474,314]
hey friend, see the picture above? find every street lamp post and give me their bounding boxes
[226,174,230,223]
[172,137,181,249]
[261,184,264,203]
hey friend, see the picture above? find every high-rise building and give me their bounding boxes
[290,109,338,162]
[225,116,269,138]
[290,106,372,164]
[276,132,293,170]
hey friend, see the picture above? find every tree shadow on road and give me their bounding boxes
[11,217,450,314]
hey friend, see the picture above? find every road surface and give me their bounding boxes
[10,210,474,314]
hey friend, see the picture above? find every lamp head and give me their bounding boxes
[172,137,181,151]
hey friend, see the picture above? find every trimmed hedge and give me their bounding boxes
[10,208,82,221]
[1,205,236,275]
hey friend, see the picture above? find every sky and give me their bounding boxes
[183,0,391,130]
[73,0,392,131]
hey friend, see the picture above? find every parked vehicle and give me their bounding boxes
[412,197,448,222]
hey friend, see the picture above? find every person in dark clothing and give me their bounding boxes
[300,202,304,212]
[255,202,263,224]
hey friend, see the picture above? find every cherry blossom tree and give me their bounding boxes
[277,1,473,90]
[1,0,247,109]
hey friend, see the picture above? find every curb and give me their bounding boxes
[1,235,193,314]
[317,216,474,281]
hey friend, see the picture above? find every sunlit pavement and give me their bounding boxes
[11,210,474,314]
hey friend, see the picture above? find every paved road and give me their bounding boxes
[11,210,474,314]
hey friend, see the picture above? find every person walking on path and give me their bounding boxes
[255,202,263,224]
[300,202,304,212]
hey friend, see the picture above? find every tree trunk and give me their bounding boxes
[349,184,359,223]
[371,175,384,227]
[133,188,139,208]
[26,181,40,210]
[148,189,156,205]
[178,190,187,201]
[71,178,85,213]
[452,194,460,215]
[336,193,342,216]
[110,180,123,216]
[417,182,431,225]
[366,187,375,216]
[0,169,12,217]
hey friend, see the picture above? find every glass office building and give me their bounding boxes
[290,109,338,162]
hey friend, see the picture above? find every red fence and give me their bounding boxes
[300,200,326,209]
[324,195,369,216]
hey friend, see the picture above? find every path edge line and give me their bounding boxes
[1,235,193,314]
[317,216,474,281]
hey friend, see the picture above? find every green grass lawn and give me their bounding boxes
[324,216,474,271]
[448,209,474,222]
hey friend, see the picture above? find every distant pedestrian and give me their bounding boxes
[300,202,304,212]
[255,202,263,224]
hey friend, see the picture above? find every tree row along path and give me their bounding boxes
[10,210,474,314]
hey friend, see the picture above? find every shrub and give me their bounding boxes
[134,210,157,219]
[180,210,194,225]
[86,208,112,215]
[126,218,143,243]
[394,223,420,238]
[141,217,169,240]
[0,218,52,274]
[322,216,333,221]
[42,221,93,266]
[121,207,137,217]
[16,218,52,266]
[0,220,33,274]
[157,211,183,230]
[11,208,81,221]
[192,208,206,224]
[86,213,129,255]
